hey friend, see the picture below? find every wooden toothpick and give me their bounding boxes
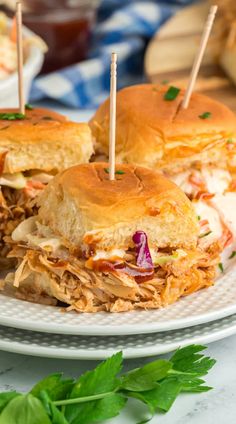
[109,52,117,181]
[16,1,25,115]
[182,5,218,109]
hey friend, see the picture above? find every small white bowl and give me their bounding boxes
[0,21,44,108]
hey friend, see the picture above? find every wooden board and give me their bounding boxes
[145,2,236,112]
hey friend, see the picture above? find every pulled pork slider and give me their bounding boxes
[6,162,220,312]
[90,85,236,266]
[0,107,93,268]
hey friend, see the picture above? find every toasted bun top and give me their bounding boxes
[90,84,236,171]
[38,162,199,250]
[0,108,93,173]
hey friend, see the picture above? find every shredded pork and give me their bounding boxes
[5,239,220,313]
[0,186,39,268]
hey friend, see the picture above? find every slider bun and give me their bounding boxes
[0,108,93,173]
[38,162,199,251]
[90,84,236,172]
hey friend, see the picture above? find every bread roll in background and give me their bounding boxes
[90,84,236,173]
[0,107,93,269]
[0,108,93,174]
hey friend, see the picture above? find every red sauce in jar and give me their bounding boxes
[3,1,98,74]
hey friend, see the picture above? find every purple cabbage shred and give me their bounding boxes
[132,231,153,269]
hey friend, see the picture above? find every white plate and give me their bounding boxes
[0,313,236,359]
[0,263,236,336]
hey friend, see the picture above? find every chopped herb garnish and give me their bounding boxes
[229,251,236,259]
[25,103,34,111]
[0,113,25,121]
[227,138,234,144]
[164,86,180,101]
[199,230,212,238]
[161,79,169,85]
[199,112,211,119]
[104,168,125,175]
[197,215,201,221]
[42,116,54,120]
[218,262,224,273]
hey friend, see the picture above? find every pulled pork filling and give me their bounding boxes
[0,171,53,268]
[4,218,220,312]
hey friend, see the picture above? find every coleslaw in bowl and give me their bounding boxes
[0,12,46,107]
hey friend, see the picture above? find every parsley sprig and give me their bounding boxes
[25,103,34,111]
[164,86,180,101]
[104,168,125,175]
[199,112,211,119]
[0,112,25,121]
[229,251,236,259]
[0,345,215,423]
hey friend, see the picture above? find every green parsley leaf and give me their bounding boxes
[229,251,236,259]
[120,359,171,392]
[104,168,125,175]
[227,138,234,144]
[170,345,216,375]
[149,377,182,412]
[25,103,34,111]
[197,215,201,221]
[0,346,217,424]
[0,394,51,424]
[69,394,126,424]
[167,373,213,392]
[0,392,20,413]
[31,373,74,401]
[39,391,68,424]
[65,352,123,424]
[164,86,180,101]
[199,231,212,238]
[0,113,25,121]
[127,378,182,414]
[126,348,215,416]
[126,387,160,416]
[218,262,224,273]
[199,112,211,119]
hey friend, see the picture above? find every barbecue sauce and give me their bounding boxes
[91,260,154,283]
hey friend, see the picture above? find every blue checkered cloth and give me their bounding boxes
[30,0,194,109]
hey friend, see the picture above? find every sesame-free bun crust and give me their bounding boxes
[0,108,93,173]
[90,85,236,172]
[38,162,199,250]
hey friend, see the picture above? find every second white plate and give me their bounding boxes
[0,263,236,335]
[0,313,236,359]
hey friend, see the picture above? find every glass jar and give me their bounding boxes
[2,0,100,73]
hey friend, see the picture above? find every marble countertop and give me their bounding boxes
[0,334,236,423]
[1,103,235,423]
